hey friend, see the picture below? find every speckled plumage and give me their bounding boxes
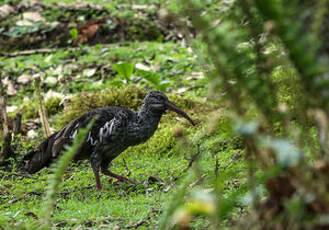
[23,91,195,189]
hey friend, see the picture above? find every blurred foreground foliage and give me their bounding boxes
[161,0,329,229]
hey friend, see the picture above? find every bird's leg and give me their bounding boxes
[101,168,136,184]
[92,168,102,190]
[90,150,103,190]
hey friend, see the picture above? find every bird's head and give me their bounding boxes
[143,91,195,126]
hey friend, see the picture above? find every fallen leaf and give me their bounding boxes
[191,72,204,79]
[177,87,187,94]
[135,63,151,71]
[23,12,45,22]
[27,129,38,138]
[23,96,30,103]
[17,74,32,84]
[132,4,156,10]
[53,65,63,75]
[75,18,106,45]
[0,4,16,18]
[45,55,52,63]
[6,106,18,113]
[83,68,97,77]
[7,81,18,95]
[44,90,64,100]
[2,77,10,85]
[44,76,57,86]
[16,20,34,26]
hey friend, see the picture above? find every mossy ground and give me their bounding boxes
[1,61,243,229]
[0,40,291,228]
[0,0,302,229]
[0,91,245,229]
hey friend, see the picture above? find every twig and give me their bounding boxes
[221,151,242,171]
[60,185,94,195]
[0,80,9,135]
[0,171,33,178]
[0,78,13,162]
[0,43,131,57]
[184,142,201,172]
[35,76,51,137]
[0,48,79,57]
[127,216,150,229]
[189,174,207,188]
[8,197,24,204]
[214,158,219,177]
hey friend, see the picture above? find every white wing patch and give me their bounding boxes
[99,118,116,143]
[71,129,78,139]
[70,123,80,139]
[87,131,98,146]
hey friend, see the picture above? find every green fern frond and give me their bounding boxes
[40,119,95,227]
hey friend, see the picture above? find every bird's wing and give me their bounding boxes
[51,107,135,157]
[51,110,104,157]
[90,108,133,145]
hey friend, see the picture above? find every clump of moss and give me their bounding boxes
[21,101,38,119]
[56,85,203,129]
[56,85,147,128]
[271,67,305,114]
[124,123,178,156]
[45,97,63,116]
[168,94,197,110]
[200,115,243,155]
[21,97,63,120]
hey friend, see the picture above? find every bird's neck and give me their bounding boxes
[126,105,163,144]
[137,105,162,126]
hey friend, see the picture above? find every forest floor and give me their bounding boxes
[0,1,246,229]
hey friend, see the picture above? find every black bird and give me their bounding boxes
[23,91,195,190]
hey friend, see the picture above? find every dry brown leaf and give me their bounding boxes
[75,18,106,45]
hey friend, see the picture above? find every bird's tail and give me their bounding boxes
[23,132,59,173]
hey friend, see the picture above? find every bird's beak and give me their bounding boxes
[165,100,195,126]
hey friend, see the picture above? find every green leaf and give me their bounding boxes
[114,62,134,81]
[69,28,78,40]
[157,80,170,91]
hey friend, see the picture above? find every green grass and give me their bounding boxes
[0,101,246,229]
[0,1,249,228]
[0,145,246,229]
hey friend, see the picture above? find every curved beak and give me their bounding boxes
[165,100,195,126]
